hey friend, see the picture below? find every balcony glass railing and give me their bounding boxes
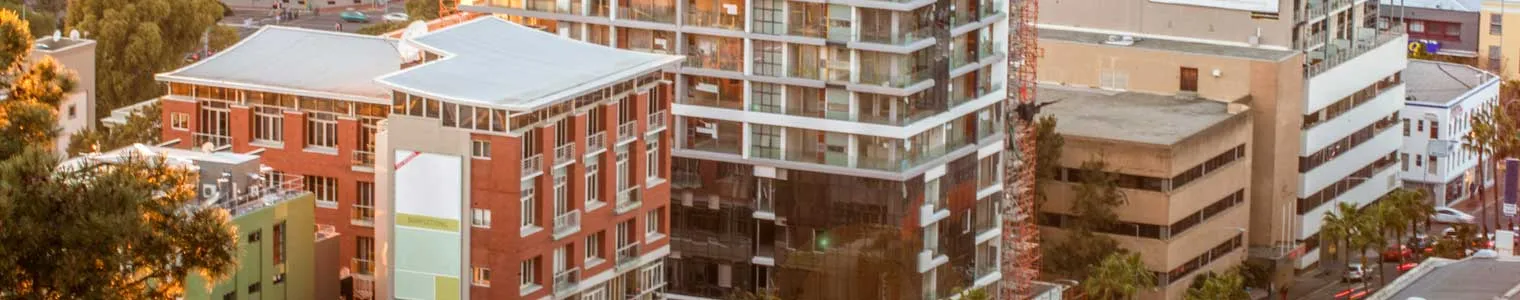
[554,269,581,295]
[617,243,642,268]
[1306,30,1398,77]
[617,122,638,143]
[352,258,375,276]
[647,111,666,132]
[554,144,575,166]
[522,154,544,177]
[858,26,933,46]
[554,210,582,237]
[526,0,577,13]
[687,9,743,31]
[858,69,930,88]
[351,150,375,168]
[616,187,642,214]
[857,135,971,172]
[618,6,677,23]
[353,204,375,226]
[683,54,743,72]
[788,22,825,38]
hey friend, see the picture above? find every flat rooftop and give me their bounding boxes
[378,17,683,111]
[157,26,402,103]
[1405,59,1496,105]
[58,144,260,171]
[34,35,92,53]
[1384,257,1520,300]
[1038,26,1296,61]
[1037,85,1240,146]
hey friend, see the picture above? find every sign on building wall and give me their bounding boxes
[1148,0,1278,13]
[394,151,465,300]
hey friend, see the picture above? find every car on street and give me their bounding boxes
[383,12,409,22]
[1433,207,1476,224]
[1382,244,1415,262]
[1408,233,1435,254]
[1397,262,1419,273]
[340,10,369,23]
[1343,263,1369,282]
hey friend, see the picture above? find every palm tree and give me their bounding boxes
[1322,202,1361,266]
[1184,270,1249,300]
[1466,101,1515,239]
[1372,201,1406,286]
[1393,188,1433,236]
[1083,252,1156,300]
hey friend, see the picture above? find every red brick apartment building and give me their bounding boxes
[153,18,682,299]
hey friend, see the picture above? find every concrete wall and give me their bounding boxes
[1040,0,1297,49]
[1381,5,1481,56]
[1479,1,1520,78]
[187,193,318,300]
[27,39,96,157]
[1037,38,1258,101]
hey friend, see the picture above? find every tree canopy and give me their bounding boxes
[66,0,226,114]
[1184,271,1249,300]
[0,11,237,298]
[1084,252,1155,300]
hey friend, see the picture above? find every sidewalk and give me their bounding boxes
[1284,269,1338,300]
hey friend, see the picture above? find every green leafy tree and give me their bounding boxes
[68,102,160,156]
[207,25,242,52]
[10,56,75,106]
[1184,271,1248,300]
[1393,188,1433,237]
[1233,261,1271,289]
[1043,158,1125,280]
[1070,159,1124,231]
[1043,230,1122,280]
[357,21,410,35]
[1034,115,1062,208]
[1083,252,1155,300]
[406,0,443,20]
[66,0,226,114]
[0,9,32,84]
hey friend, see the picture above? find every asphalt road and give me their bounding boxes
[218,2,404,34]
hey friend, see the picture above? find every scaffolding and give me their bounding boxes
[1001,0,1040,298]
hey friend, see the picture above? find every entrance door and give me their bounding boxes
[1180,67,1199,92]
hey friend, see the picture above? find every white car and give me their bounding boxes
[383,12,409,22]
[1433,207,1476,224]
[1343,263,1368,282]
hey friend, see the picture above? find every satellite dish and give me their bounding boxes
[397,21,429,61]
[68,29,80,40]
[51,30,60,42]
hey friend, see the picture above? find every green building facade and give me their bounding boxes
[187,193,317,300]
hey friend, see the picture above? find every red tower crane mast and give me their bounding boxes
[1001,0,1040,297]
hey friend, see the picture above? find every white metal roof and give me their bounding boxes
[377,17,684,111]
[156,26,402,103]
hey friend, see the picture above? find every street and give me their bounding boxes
[1288,189,1512,299]
[218,1,403,34]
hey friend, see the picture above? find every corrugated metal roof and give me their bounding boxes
[156,26,402,102]
[376,17,683,111]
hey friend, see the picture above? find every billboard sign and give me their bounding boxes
[393,151,464,300]
[1506,158,1517,217]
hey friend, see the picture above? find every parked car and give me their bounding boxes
[1433,207,1476,224]
[383,12,409,22]
[1408,233,1435,254]
[1343,263,1369,282]
[1397,262,1419,273]
[340,10,369,23]
[1382,244,1414,262]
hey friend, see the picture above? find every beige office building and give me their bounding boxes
[1037,0,1408,296]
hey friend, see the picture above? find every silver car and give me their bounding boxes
[1343,263,1367,282]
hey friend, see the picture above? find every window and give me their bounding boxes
[273,221,286,265]
[472,139,491,159]
[1430,156,1438,175]
[1410,21,1425,33]
[586,231,605,263]
[523,129,542,158]
[639,263,666,291]
[473,208,492,228]
[521,257,541,289]
[1417,120,1424,131]
[356,236,375,275]
[586,155,603,206]
[753,41,784,76]
[1402,153,1410,171]
[253,106,284,143]
[1493,13,1503,35]
[171,112,189,130]
[248,230,261,243]
[1431,121,1439,139]
[553,246,570,275]
[1447,23,1461,36]
[305,112,338,149]
[645,138,661,181]
[587,106,606,136]
[1416,154,1424,167]
[473,266,492,287]
[751,124,780,158]
[751,82,782,113]
[553,168,570,217]
[1403,118,1410,136]
[925,178,942,210]
[67,104,76,119]
[1491,46,1504,72]
[522,178,540,231]
[248,282,261,294]
[354,182,374,225]
[616,146,631,191]
[645,208,663,238]
[304,176,338,208]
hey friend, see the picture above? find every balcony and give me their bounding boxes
[683,54,743,72]
[526,0,578,14]
[1306,30,1402,77]
[858,135,972,173]
[857,69,929,89]
[553,268,582,296]
[617,122,638,144]
[522,154,543,177]
[687,9,743,31]
[553,210,582,239]
[618,6,677,24]
[646,110,667,132]
[788,21,825,38]
[351,150,375,169]
[192,133,231,149]
[616,187,642,214]
[616,243,642,269]
[858,26,932,46]
[352,273,375,300]
[554,143,575,166]
[586,132,606,155]
[673,170,701,188]
[352,204,375,227]
[352,258,375,277]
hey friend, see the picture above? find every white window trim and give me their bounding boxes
[472,208,492,228]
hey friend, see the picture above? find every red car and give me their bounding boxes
[1397,262,1419,273]
[1382,244,1415,262]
